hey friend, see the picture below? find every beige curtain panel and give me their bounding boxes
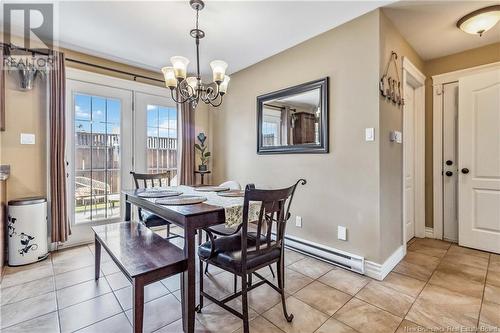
[49,51,71,243]
[0,45,5,131]
[179,101,195,185]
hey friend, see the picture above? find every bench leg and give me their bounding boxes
[94,236,101,280]
[133,277,145,333]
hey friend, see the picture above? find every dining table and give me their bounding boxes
[122,185,260,333]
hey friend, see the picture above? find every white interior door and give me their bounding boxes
[404,83,415,241]
[65,80,133,245]
[134,92,178,183]
[458,69,500,254]
[442,82,458,242]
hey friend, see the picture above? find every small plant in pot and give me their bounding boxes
[195,132,210,171]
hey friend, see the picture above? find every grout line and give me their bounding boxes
[475,253,491,330]
[51,254,63,333]
[398,240,452,331]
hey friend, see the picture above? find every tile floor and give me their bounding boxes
[1,236,499,333]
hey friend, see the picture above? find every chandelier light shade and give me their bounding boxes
[161,0,230,108]
[457,5,500,37]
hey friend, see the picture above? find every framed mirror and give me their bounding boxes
[257,78,329,154]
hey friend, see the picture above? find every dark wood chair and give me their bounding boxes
[93,222,187,333]
[197,179,306,333]
[130,171,180,239]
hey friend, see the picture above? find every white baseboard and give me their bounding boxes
[425,227,434,238]
[364,245,405,281]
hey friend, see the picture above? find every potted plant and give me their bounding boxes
[195,132,210,171]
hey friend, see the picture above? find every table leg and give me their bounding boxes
[133,277,145,333]
[181,227,196,333]
[94,236,101,280]
[125,200,131,221]
[200,174,205,185]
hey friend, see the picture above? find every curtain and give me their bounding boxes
[179,101,195,185]
[49,51,70,242]
[0,44,5,131]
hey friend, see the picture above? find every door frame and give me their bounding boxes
[432,61,500,240]
[57,68,170,248]
[402,57,426,245]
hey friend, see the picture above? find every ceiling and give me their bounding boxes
[276,89,320,109]
[44,1,390,77]
[383,1,500,60]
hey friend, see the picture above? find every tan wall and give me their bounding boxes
[211,11,388,262]
[379,11,424,260]
[423,42,500,227]
[0,47,208,202]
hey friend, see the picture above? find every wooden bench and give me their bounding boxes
[93,222,187,333]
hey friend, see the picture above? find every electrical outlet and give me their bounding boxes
[338,226,347,241]
[295,216,302,228]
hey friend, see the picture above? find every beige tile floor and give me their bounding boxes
[1,236,499,333]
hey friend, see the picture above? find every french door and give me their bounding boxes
[134,92,179,185]
[65,79,133,244]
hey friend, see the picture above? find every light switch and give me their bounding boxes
[338,226,347,241]
[295,216,302,228]
[20,133,36,145]
[365,128,375,141]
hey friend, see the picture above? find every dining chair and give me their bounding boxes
[130,171,180,239]
[219,180,241,190]
[197,179,306,333]
[202,180,276,278]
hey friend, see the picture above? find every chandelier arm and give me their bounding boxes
[208,94,223,107]
[204,83,221,102]
[171,88,190,104]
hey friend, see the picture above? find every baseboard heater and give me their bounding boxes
[284,235,365,275]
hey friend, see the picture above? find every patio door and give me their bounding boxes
[134,92,179,184]
[65,79,133,244]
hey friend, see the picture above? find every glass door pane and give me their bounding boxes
[74,93,121,223]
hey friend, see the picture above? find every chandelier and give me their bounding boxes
[161,0,230,108]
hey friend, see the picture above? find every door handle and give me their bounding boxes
[445,171,453,177]
[461,168,470,174]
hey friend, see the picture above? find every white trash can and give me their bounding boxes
[7,197,49,266]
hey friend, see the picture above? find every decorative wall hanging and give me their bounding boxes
[380,51,403,108]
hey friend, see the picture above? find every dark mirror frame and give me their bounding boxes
[257,77,329,154]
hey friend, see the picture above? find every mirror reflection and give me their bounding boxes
[262,89,321,146]
[257,78,328,154]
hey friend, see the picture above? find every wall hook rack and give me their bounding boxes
[380,51,404,108]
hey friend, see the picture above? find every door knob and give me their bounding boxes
[461,168,470,174]
[446,160,453,166]
[445,171,453,177]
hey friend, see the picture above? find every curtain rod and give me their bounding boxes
[1,42,164,83]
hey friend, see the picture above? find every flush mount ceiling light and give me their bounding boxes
[161,0,229,108]
[457,5,500,37]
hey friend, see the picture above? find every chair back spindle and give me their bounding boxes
[240,179,306,272]
[130,171,172,221]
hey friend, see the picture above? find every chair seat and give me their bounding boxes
[142,210,170,228]
[198,233,280,272]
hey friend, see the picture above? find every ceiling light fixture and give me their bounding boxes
[161,0,229,108]
[457,5,500,37]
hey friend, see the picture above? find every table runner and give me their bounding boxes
[149,186,261,227]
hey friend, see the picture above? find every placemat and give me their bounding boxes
[137,190,182,198]
[217,190,245,197]
[156,195,207,205]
